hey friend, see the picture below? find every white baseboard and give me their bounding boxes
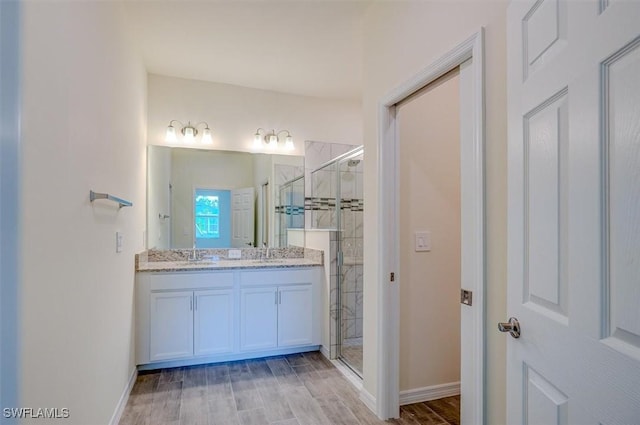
[109,367,138,425]
[399,381,460,406]
[359,387,377,413]
[320,345,330,359]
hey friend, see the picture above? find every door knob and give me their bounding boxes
[498,317,521,338]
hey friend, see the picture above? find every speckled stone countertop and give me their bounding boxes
[136,247,323,273]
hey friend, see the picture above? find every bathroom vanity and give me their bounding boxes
[135,248,323,370]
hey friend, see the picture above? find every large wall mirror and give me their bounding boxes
[147,145,304,249]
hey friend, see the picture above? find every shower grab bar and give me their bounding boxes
[89,190,133,208]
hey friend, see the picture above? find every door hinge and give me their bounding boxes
[390,272,395,282]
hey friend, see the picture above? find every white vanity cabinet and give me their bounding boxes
[194,289,234,356]
[278,284,313,347]
[149,291,194,361]
[136,266,321,369]
[148,288,234,361]
[239,283,313,351]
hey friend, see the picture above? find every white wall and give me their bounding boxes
[147,74,362,156]
[20,2,147,424]
[397,72,461,391]
[361,2,508,423]
[303,230,333,353]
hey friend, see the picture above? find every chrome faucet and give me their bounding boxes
[262,242,270,260]
[189,243,200,261]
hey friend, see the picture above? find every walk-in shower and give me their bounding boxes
[310,146,364,376]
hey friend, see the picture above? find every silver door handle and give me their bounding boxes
[498,317,520,338]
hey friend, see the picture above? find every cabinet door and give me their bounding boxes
[194,289,234,356]
[149,291,193,361]
[278,284,313,347]
[240,287,278,351]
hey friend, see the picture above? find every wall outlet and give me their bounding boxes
[228,249,242,259]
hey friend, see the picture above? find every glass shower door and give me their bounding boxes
[336,148,364,376]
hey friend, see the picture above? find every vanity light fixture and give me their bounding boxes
[165,120,213,144]
[253,128,294,151]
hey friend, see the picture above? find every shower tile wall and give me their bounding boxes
[305,140,358,229]
[325,232,364,358]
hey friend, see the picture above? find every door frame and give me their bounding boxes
[376,29,486,423]
[0,0,22,417]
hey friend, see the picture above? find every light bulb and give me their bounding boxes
[284,135,294,151]
[254,132,263,149]
[202,127,212,144]
[267,134,278,148]
[165,125,177,143]
[184,127,195,143]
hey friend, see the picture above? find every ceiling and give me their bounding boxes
[122,1,368,100]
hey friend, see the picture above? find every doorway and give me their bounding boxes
[395,69,461,421]
[376,30,485,422]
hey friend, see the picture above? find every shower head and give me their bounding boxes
[347,159,361,167]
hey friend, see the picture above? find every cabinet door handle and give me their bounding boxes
[190,297,193,311]
[275,291,278,305]
[279,291,282,305]
[194,296,197,311]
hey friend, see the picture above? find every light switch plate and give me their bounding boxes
[415,231,431,252]
[116,231,123,253]
[228,249,242,259]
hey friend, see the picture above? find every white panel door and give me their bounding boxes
[231,187,255,248]
[194,289,234,356]
[149,291,193,362]
[240,287,278,351]
[507,1,640,423]
[278,284,313,347]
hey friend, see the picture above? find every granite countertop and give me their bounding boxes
[136,247,323,273]
[136,257,322,273]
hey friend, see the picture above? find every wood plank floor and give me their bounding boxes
[395,397,460,425]
[119,352,459,425]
